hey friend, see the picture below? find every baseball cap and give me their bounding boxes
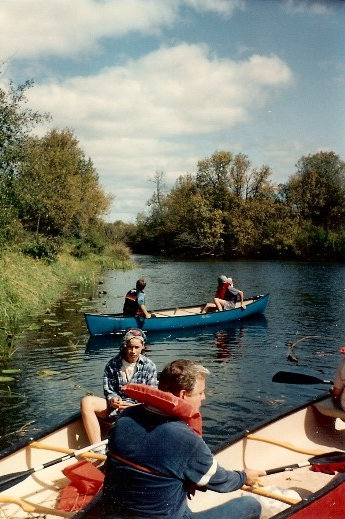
[123,329,146,344]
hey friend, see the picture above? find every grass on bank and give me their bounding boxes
[0,242,134,332]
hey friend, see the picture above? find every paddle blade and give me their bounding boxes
[0,469,34,491]
[272,371,333,385]
[265,451,345,475]
[309,451,345,465]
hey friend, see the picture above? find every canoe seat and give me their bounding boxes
[313,397,345,421]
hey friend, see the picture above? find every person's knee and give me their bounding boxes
[241,496,261,518]
[80,395,97,415]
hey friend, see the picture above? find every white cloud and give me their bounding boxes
[0,0,244,61]
[0,0,176,59]
[23,42,293,221]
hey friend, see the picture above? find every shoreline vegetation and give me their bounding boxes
[0,243,134,360]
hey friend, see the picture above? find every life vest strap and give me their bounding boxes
[108,451,168,477]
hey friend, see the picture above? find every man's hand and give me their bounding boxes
[109,397,123,409]
[244,468,266,487]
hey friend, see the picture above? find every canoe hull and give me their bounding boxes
[2,393,345,518]
[85,293,269,336]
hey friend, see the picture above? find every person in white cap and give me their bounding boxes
[201,275,246,313]
[80,329,157,449]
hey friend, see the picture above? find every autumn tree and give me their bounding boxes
[285,151,345,230]
[0,79,49,242]
[14,128,111,237]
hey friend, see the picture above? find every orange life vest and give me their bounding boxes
[122,383,202,436]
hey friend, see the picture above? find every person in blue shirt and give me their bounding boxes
[123,279,151,318]
[80,329,157,450]
[100,359,263,519]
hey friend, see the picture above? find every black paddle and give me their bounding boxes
[272,371,333,385]
[0,439,108,492]
[264,450,345,475]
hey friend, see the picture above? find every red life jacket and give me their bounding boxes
[215,281,231,300]
[123,383,202,436]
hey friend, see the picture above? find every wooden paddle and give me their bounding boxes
[272,371,333,385]
[0,439,108,492]
[263,450,345,475]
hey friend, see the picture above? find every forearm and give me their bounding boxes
[206,467,247,493]
[140,305,150,318]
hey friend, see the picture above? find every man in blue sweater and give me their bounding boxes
[101,359,262,519]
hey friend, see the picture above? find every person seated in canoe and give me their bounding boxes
[330,345,345,410]
[100,359,263,519]
[123,278,151,319]
[202,275,246,313]
[80,329,157,452]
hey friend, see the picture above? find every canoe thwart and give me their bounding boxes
[30,441,107,461]
[241,485,300,505]
[246,433,325,456]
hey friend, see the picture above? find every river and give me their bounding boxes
[1,256,344,451]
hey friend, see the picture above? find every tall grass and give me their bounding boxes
[0,243,134,330]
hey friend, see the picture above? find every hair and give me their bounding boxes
[136,279,147,291]
[158,359,210,396]
[120,329,145,353]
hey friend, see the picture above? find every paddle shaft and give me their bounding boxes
[0,439,108,491]
[265,460,312,475]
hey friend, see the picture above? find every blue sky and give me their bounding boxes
[1,0,344,222]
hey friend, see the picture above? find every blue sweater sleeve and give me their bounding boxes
[183,434,247,492]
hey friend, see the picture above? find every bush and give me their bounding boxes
[20,235,61,261]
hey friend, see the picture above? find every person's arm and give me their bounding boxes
[139,303,151,318]
[184,436,263,493]
[137,292,151,318]
[237,289,246,309]
[331,361,345,401]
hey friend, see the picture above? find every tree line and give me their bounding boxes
[128,150,345,260]
[0,79,113,260]
[1,78,345,261]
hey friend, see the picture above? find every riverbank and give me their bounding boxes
[0,243,134,355]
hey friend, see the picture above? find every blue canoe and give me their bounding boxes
[84,294,269,336]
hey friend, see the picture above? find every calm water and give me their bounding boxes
[1,256,344,451]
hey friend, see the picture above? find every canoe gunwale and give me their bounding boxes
[271,470,345,518]
[0,411,81,460]
[85,294,267,319]
[211,393,331,455]
[84,293,269,336]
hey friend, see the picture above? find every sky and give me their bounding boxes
[1,0,344,223]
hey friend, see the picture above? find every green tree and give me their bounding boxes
[196,151,233,211]
[0,79,49,243]
[14,128,111,237]
[285,151,345,230]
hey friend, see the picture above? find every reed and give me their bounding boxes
[0,245,134,348]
